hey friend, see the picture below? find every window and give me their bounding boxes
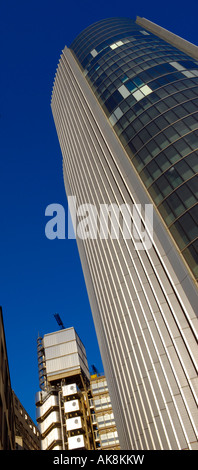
[163,126,179,143]
[141,84,152,96]
[140,30,150,35]
[132,119,143,132]
[177,184,197,209]
[167,192,185,218]
[173,120,189,136]
[105,90,123,112]
[166,166,183,188]
[94,396,111,410]
[147,106,159,119]
[146,121,159,136]
[170,61,185,71]
[90,49,98,57]
[130,77,141,88]
[173,139,190,158]
[147,160,161,180]
[118,84,130,98]
[182,240,198,278]
[173,106,187,119]
[185,131,198,150]
[180,60,198,69]
[140,167,153,187]
[109,114,117,126]
[139,113,151,125]
[137,146,151,165]
[125,80,137,92]
[184,114,198,131]
[149,182,163,205]
[132,154,144,171]
[121,74,129,83]
[100,430,119,446]
[131,134,143,151]
[155,153,170,172]
[114,106,123,120]
[97,412,115,428]
[156,175,172,198]
[110,40,124,50]
[146,140,159,158]
[155,133,169,149]
[138,128,150,142]
[169,220,189,249]
[175,159,194,180]
[125,126,136,140]
[133,89,144,101]
[185,152,198,173]
[180,212,198,241]
[158,200,175,225]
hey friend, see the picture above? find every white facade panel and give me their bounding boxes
[46,352,80,376]
[37,394,59,419]
[41,427,62,450]
[68,435,85,450]
[44,328,76,348]
[39,411,60,434]
[64,399,80,413]
[62,383,78,397]
[66,416,82,431]
[43,327,89,380]
[45,341,77,360]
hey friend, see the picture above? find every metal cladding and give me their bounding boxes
[43,328,90,381]
[35,328,94,450]
[51,18,198,450]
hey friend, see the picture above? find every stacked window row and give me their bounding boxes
[86,40,191,100]
[71,20,153,66]
[97,412,116,429]
[87,44,186,85]
[73,23,198,279]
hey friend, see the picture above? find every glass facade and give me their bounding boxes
[70,18,198,280]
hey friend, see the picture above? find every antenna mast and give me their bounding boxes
[54,313,65,330]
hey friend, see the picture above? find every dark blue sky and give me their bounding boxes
[1,0,198,422]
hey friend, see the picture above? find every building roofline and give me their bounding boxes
[136,16,198,60]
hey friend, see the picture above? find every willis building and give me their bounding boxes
[51,17,198,450]
[35,326,119,450]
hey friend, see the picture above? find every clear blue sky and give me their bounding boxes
[0,0,198,423]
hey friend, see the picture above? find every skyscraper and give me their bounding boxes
[51,17,198,450]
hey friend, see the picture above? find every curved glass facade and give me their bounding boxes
[70,18,198,280]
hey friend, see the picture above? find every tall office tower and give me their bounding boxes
[51,18,198,450]
[36,327,96,450]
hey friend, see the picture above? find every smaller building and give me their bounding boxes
[36,327,96,450]
[0,306,41,450]
[90,374,120,450]
[36,326,120,450]
[13,391,40,450]
[0,307,15,450]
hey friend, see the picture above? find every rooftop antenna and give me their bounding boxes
[54,313,65,330]
[91,364,99,375]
